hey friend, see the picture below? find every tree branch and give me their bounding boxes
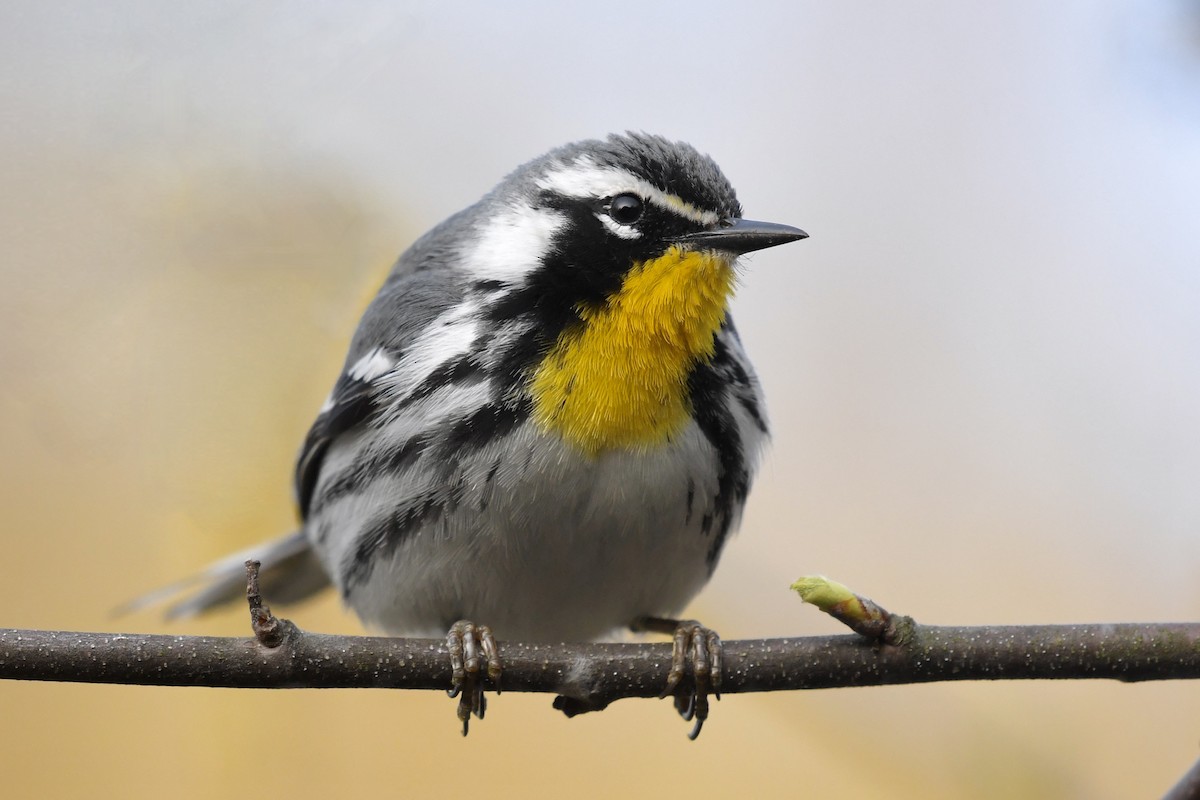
[3,566,1198,715]
[2,621,1198,710]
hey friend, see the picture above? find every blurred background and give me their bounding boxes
[2,1,1198,797]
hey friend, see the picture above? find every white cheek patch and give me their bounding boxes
[538,157,722,227]
[467,203,566,282]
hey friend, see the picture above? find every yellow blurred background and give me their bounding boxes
[2,2,1199,797]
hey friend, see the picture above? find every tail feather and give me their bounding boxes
[117,531,330,619]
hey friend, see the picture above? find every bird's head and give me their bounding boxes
[468,132,806,323]
[456,132,808,452]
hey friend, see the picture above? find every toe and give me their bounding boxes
[639,617,724,739]
[444,620,502,735]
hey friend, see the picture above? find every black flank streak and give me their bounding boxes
[314,432,432,510]
[436,399,530,462]
[343,491,449,592]
[311,350,529,526]
[723,348,768,434]
[479,459,500,511]
[687,334,750,572]
[395,355,482,411]
[336,403,521,593]
[737,389,769,434]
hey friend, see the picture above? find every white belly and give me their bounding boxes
[307,420,737,641]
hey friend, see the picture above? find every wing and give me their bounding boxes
[293,195,505,519]
[292,219,479,518]
[294,371,378,518]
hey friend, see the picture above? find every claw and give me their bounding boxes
[445,620,502,736]
[638,617,723,739]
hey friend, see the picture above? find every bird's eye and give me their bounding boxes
[609,193,644,225]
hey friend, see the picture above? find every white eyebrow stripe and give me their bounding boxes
[537,157,722,226]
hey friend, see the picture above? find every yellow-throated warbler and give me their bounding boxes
[144,133,806,736]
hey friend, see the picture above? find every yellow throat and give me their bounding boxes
[530,246,735,454]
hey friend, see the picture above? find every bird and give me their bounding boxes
[138,132,807,737]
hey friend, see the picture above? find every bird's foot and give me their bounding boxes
[445,620,502,736]
[635,616,722,740]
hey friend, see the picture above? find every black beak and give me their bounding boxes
[677,218,808,255]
